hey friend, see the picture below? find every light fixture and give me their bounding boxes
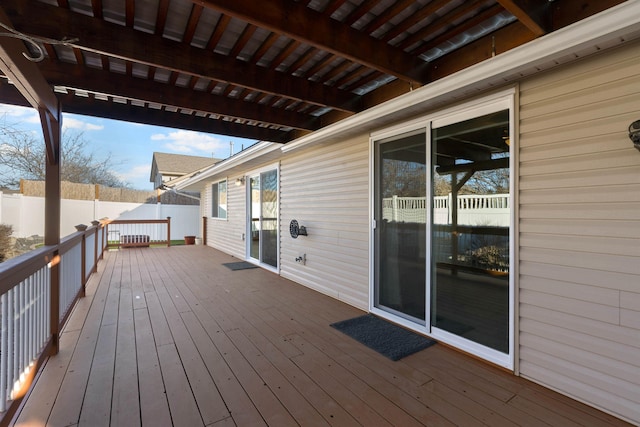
[235,176,245,186]
[629,120,640,152]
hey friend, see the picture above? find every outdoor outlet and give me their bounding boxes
[295,254,306,265]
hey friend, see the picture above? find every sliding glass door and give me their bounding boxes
[374,130,427,322]
[372,95,513,367]
[430,110,511,355]
[247,168,278,269]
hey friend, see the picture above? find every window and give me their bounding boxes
[211,179,227,219]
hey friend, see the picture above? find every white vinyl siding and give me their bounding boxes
[280,135,370,310]
[518,39,640,424]
[202,178,245,258]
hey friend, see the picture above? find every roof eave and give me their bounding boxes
[174,141,281,191]
[282,0,640,154]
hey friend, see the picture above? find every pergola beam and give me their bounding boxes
[496,0,549,36]
[39,62,323,131]
[3,0,360,113]
[0,82,293,143]
[196,0,429,85]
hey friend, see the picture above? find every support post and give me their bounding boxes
[202,216,207,246]
[42,106,61,356]
[167,217,171,247]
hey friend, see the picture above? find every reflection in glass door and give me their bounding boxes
[374,131,427,322]
[430,110,511,354]
[248,169,278,268]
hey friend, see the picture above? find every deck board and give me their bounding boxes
[11,246,633,427]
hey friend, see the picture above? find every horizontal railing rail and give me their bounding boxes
[0,222,107,425]
[105,217,171,249]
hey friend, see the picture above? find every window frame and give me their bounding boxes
[211,179,228,220]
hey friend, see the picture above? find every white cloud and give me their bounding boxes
[62,117,104,131]
[117,164,149,182]
[0,105,40,125]
[151,130,226,155]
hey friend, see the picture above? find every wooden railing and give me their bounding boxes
[0,223,107,425]
[105,217,171,249]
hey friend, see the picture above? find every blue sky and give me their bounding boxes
[0,103,258,190]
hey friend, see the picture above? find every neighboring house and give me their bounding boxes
[176,8,640,426]
[150,152,221,190]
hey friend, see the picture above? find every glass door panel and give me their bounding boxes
[374,131,427,321]
[249,176,260,260]
[260,169,278,268]
[430,110,510,353]
[247,169,278,269]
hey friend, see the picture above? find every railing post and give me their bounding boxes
[93,226,98,272]
[202,216,207,246]
[167,217,171,247]
[49,253,60,356]
[80,233,86,298]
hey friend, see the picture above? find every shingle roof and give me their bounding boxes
[151,152,221,182]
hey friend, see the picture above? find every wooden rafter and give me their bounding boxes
[398,2,493,51]
[38,62,321,131]
[155,0,170,34]
[251,32,280,63]
[5,0,360,112]
[206,14,231,50]
[361,0,415,34]
[57,94,293,143]
[496,0,548,36]
[381,0,450,43]
[408,4,503,56]
[183,4,204,44]
[196,0,428,84]
[229,23,257,58]
[343,0,382,26]
[91,0,103,19]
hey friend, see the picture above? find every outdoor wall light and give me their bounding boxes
[629,120,640,152]
[235,177,245,186]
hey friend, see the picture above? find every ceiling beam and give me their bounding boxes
[59,95,293,143]
[428,21,536,80]
[196,0,429,85]
[38,61,323,131]
[496,0,549,36]
[3,0,360,113]
[0,83,292,143]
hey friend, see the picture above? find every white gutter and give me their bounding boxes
[174,141,280,190]
[282,0,640,153]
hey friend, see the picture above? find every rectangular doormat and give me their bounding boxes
[330,314,435,361]
[222,261,259,270]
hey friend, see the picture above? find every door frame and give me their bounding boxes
[245,163,280,273]
[369,89,516,369]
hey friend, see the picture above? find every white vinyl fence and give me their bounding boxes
[383,194,510,226]
[0,193,200,239]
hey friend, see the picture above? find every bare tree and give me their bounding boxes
[0,126,128,189]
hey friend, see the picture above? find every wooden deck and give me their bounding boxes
[11,246,630,427]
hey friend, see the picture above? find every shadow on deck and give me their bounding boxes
[11,246,630,426]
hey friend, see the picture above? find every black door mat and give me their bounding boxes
[331,314,436,361]
[222,261,259,270]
